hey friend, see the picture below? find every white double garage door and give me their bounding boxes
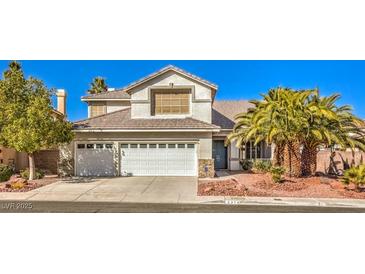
[76,142,197,177]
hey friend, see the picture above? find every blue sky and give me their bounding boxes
[0,60,363,121]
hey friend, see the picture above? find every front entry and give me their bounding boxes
[213,140,227,169]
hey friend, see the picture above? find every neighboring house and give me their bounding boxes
[62,65,272,178]
[0,90,66,173]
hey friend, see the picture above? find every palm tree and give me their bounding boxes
[228,87,315,177]
[228,87,365,178]
[301,93,365,176]
[88,77,108,94]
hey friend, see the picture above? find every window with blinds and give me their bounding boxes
[90,103,106,117]
[153,90,190,115]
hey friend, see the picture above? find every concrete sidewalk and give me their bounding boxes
[1,176,365,210]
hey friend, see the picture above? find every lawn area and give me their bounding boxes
[198,172,365,199]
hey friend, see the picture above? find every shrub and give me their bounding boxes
[0,164,13,182]
[342,165,365,189]
[270,166,285,183]
[252,160,272,173]
[11,180,26,190]
[240,159,253,171]
[20,168,45,180]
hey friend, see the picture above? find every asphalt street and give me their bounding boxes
[1,200,365,213]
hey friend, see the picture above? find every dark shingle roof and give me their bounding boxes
[81,65,217,100]
[212,100,253,129]
[74,108,220,130]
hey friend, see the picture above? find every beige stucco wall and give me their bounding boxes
[129,71,213,123]
[106,101,130,113]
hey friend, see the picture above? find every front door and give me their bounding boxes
[213,140,227,169]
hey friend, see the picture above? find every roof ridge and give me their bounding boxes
[82,65,218,99]
[74,107,131,123]
[81,88,130,98]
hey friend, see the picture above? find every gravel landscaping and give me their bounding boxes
[0,175,59,192]
[198,172,365,199]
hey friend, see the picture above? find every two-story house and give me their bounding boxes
[62,65,272,178]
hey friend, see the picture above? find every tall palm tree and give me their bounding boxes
[228,87,315,177]
[228,87,365,178]
[301,93,365,175]
[88,77,108,94]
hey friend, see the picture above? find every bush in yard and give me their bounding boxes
[21,168,45,180]
[270,166,285,183]
[11,180,26,190]
[240,159,253,171]
[342,165,365,190]
[252,160,272,173]
[0,164,13,182]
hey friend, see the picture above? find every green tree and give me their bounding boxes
[0,61,74,180]
[228,88,314,177]
[88,77,108,94]
[227,87,365,177]
[301,93,365,175]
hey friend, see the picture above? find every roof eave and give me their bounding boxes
[81,98,131,102]
[73,128,221,133]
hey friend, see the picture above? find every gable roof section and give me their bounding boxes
[212,100,253,129]
[81,65,218,100]
[74,108,220,131]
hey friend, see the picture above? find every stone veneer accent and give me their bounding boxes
[198,159,215,178]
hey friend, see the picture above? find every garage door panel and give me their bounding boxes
[76,145,114,176]
[121,143,196,176]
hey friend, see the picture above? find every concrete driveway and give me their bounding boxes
[19,176,219,203]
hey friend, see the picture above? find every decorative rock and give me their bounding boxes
[330,181,345,190]
[346,183,357,191]
[15,178,27,185]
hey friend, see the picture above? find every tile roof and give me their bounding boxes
[81,65,218,100]
[212,100,253,129]
[81,89,131,100]
[74,108,220,130]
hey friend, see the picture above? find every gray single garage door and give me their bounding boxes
[76,143,114,176]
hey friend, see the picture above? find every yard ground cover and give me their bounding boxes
[0,175,58,192]
[198,173,365,199]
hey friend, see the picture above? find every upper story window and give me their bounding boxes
[152,90,190,115]
[90,102,106,118]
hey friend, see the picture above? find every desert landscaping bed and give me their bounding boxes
[198,173,365,199]
[0,175,59,192]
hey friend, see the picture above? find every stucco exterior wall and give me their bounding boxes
[129,71,213,123]
[106,101,130,113]
[229,141,241,170]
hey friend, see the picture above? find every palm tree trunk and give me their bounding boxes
[283,140,301,177]
[273,143,284,166]
[301,144,317,176]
